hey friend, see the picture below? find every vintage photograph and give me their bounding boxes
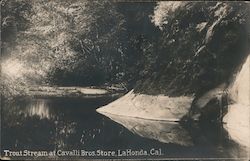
[1,0,250,160]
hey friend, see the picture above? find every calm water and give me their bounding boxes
[1,97,248,159]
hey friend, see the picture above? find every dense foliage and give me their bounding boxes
[1,1,249,98]
[134,2,250,97]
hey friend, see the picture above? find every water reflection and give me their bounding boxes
[2,97,118,152]
[25,99,51,119]
[1,97,249,159]
[99,112,193,146]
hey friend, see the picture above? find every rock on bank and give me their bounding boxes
[97,90,193,121]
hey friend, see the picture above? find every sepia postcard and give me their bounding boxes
[1,0,250,160]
